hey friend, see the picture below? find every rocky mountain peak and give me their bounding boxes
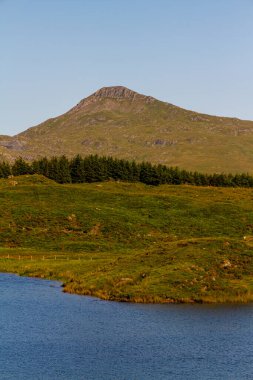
[89,86,157,103]
[70,86,156,112]
[91,86,141,99]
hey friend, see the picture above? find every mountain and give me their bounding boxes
[2,86,253,173]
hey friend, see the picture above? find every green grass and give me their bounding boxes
[1,174,253,303]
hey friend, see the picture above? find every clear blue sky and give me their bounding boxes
[1,0,253,136]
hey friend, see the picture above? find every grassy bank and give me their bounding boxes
[1,174,253,303]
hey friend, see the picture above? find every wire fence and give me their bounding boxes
[0,254,89,261]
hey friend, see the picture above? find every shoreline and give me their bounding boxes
[1,269,253,305]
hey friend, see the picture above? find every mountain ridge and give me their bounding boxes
[1,86,253,173]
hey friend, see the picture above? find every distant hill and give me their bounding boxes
[2,86,253,173]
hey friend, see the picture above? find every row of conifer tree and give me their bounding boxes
[0,155,253,187]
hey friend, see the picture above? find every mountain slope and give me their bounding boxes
[2,86,253,173]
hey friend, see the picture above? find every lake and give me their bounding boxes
[1,273,253,379]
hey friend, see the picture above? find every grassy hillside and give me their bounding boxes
[2,86,253,173]
[1,174,253,303]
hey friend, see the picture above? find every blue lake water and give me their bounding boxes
[1,273,253,379]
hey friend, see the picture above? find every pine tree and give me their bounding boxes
[57,156,72,183]
[47,157,59,181]
[32,157,50,177]
[0,161,11,178]
[70,155,85,183]
[12,158,32,176]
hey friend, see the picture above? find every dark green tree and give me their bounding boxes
[0,161,11,178]
[12,158,32,176]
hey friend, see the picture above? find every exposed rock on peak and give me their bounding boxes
[71,86,156,112]
[91,86,147,100]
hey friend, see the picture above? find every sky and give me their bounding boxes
[1,0,253,136]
